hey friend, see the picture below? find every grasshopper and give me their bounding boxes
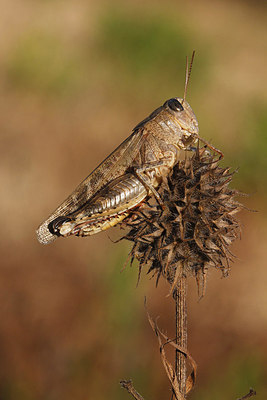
[37,52,217,244]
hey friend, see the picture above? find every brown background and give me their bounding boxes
[0,1,266,399]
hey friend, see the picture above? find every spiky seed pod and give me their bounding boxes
[122,147,243,296]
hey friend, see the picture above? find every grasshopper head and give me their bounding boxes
[163,97,199,148]
[134,97,199,150]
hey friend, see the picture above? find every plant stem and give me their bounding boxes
[120,380,145,400]
[174,275,187,397]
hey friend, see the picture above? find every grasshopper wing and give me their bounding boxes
[36,129,146,244]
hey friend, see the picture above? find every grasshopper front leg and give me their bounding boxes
[135,153,176,205]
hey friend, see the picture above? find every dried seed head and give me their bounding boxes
[122,148,243,297]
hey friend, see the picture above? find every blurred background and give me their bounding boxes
[0,0,266,399]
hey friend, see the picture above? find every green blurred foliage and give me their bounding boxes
[97,9,188,75]
[191,353,267,400]
[94,8,204,101]
[235,104,267,193]
[6,32,85,97]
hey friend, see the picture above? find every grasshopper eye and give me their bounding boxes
[168,98,184,112]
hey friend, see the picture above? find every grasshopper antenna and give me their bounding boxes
[183,50,195,102]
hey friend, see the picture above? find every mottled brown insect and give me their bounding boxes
[37,52,217,244]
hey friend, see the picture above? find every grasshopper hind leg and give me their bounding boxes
[134,154,175,206]
[50,173,148,238]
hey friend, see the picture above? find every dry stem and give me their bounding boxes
[237,388,256,400]
[174,276,187,397]
[120,380,145,400]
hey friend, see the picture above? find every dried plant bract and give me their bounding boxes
[122,147,243,296]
